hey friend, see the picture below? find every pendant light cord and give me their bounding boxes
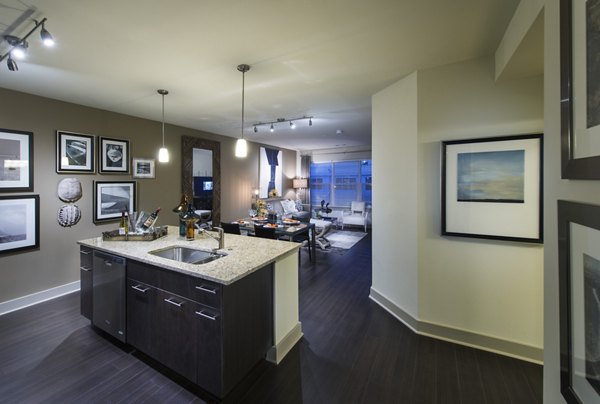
[241,69,245,140]
[161,93,165,147]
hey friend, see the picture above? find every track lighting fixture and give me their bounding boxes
[253,115,314,133]
[157,89,169,163]
[7,55,18,71]
[39,21,55,47]
[0,17,55,71]
[235,64,250,158]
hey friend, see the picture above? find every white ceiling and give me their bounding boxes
[0,0,522,152]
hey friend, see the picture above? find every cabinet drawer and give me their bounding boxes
[128,259,222,309]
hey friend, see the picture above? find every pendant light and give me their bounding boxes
[157,89,169,163]
[235,64,250,158]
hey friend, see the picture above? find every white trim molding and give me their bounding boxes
[369,287,543,364]
[266,322,303,365]
[0,281,80,316]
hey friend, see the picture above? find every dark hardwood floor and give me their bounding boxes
[0,232,542,403]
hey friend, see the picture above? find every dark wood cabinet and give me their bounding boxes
[126,259,273,398]
[79,246,93,320]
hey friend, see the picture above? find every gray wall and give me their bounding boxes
[542,0,600,401]
[0,87,296,304]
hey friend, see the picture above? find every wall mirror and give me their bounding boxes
[181,136,220,226]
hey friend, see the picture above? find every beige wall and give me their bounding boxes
[372,72,419,318]
[0,88,296,304]
[372,56,544,360]
[418,57,544,348]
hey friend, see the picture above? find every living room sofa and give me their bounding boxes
[261,198,311,222]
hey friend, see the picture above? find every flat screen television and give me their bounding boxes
[203,181,213,191]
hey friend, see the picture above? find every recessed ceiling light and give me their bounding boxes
[336,129,343,135]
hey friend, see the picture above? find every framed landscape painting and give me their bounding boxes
[560,0,600,179]
[56,130,95,173]
[99,137,129,174]
[559,200,600,403]
[0,128,33,192]
[93,181,136,223]
[441,134,543,243]
[0,195,39,255]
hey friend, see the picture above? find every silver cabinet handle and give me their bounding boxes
[195,285,217,294]
[80,266,92,272]
[164,297,183,307]
[195,310,217,321]
[104,261,113,267]
[80,250,92,255]
[131,284,150,293]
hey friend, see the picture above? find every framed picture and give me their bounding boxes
[560,0,600,179]
[559,200,600,403]
[259,147,282,198]
[0,195,39,255]
[0,128,33,192]
[56,130,95,173]
[441,134,543,243]
[132,157,155,179]
[93,181,136,223]
[99,137,129,174]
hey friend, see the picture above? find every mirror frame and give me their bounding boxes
[181,135,221,226]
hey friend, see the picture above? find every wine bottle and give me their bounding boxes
[119,211,126,235]
[141,208,161,230]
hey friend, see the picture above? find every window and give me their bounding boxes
[310,159,372,208]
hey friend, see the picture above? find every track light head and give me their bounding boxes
[290,121,295,129]
[309,118,313,126]
[254,126,257,133]
[270,123,274,132]
[40,23,55,47]
[7,55,18,71]
[4,36,28,60]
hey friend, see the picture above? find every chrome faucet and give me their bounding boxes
[200,226,224,251]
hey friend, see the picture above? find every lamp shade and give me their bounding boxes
[158,147,169,163]
[293,178,308,189]
[235,138,247,158]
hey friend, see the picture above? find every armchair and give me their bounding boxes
[341,201,368,232]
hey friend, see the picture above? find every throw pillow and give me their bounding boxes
[295,199,303,211]
[281,199,298,214]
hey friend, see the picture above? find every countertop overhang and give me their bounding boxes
[78,226,300,285]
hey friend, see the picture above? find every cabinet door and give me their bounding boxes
[195,306,223,397]
[127,279,157,354]
[154,290,199,382]
[80,247,93,320]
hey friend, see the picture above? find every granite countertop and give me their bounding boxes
[77,226,300,285]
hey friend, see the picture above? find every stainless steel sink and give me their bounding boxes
[148,246,225,265]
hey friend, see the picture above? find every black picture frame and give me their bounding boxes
[441,133,543,243]
[99,137,129,174]
[93,181,136,223]
[560,0,600,179]
[0,128,33,192]
[0,194,40,255]
[56,130,95,173]
[559,200,600,403]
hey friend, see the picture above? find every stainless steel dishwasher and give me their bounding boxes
[92,250,126,342]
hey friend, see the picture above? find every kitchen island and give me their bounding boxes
[78,226,302,398]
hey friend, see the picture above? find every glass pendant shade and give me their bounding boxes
[158,147,169,162]
[235,138,248,158]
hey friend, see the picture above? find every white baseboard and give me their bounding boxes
[0,281,80,316]
[266,322,303,364]
[369,287,543,364]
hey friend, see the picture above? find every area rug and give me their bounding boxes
[325,230,367,249]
